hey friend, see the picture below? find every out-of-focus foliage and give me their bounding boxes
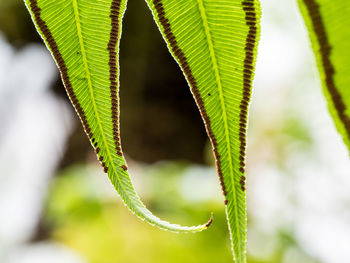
[45,164,231,263]
[0,0,40,46]
[43,163,319,263]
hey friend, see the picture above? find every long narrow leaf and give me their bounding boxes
[145,0,261,262]
[24,0,212,232]
[298,0,350,152]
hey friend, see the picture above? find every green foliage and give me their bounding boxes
[24,0,261,261]
[298,0,350,152]
[24,0,210,233]
[45,163,320,263]
[22,0,350,262]
[145,1,261,261]
[46,164,232,263]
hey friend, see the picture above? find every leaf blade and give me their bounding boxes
[298,0,350,152]
[24,0,211,233]
[145,0,261,261]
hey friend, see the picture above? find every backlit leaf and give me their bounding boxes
[298,0,350,152]
[145,0,261,262]
[24,0,212,233]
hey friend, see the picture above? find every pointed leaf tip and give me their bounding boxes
[24,0,211,234]
[205,213,214,228]
[145,0,261,261]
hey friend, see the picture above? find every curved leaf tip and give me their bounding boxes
[206,212,214,228]
[24,0,210,234]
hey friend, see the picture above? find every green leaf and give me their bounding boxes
[145,0,261,262]
[24,0,212,233]
[298,0,350,152]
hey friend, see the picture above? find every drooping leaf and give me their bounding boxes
[298,0,350,152]
[145,0,261,262]
[24,0,212,232]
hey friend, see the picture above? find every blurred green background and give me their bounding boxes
[0,0,349,262]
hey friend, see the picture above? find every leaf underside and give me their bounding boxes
[24,0,212,233]
[145,0,261,262]
[298,0,350,152]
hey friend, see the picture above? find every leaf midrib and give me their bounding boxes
[70,0,208,231]
[195,0,241,258]
[71,0,122,187]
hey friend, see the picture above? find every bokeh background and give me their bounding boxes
[1,0,350,262]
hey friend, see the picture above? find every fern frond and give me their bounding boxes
[24,0,211,233]
[145,0,261,262]
[298,0,350,152]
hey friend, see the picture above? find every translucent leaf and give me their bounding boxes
[145,0,261,261]
[24,0,211,233]
[298,0,350,152]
